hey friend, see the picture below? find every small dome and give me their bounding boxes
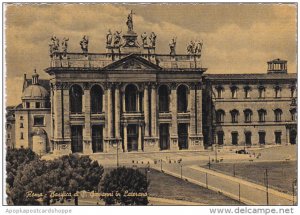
[22,84,49,100]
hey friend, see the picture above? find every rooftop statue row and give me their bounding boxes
[48,11,203,56]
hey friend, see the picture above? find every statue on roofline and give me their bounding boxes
[141,32,148,47]
[113,30,122,48]
[80,35,89,54]
[49,35,59,56]
[169,37,177,55]
[61,37,69,54]
[106,29,113,47]
[149,32,157,48]
[126,10,134,32]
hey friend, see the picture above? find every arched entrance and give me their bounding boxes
[32,128,47,155]
[290,129,297,145]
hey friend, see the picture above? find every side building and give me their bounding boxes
[203,59,297,147]
[13,71,51,155]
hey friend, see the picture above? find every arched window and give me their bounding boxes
[70,84,83,114]
[274,109,283,122]
[215,86,224,99]
[91,85,103,114]
[274,86,281,98]
[290,108,297,121]
[158,85,170,112]
[291,86,296,98]
[244,109,253,123]
[230,86,238,99]
[216,109,225,123]
[258,109,267,122]
[230,109,239,123]
[258,86,265,98]
[244,86,251,98]
[177,85,188,113]
[125,84,138,112]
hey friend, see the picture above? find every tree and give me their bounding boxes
[100,167,149,205]
[11,154,104,205]
[6,148,38,188]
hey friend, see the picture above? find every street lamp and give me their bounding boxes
[264,169,269,205]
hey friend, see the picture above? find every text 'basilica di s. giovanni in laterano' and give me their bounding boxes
[6,12,297,156]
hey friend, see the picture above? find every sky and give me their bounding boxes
[4,3,297,106]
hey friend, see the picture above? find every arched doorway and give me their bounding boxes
[91,85,103,113]
[290,129,297,145]
[125,84,138,112]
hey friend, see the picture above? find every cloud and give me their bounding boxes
[4,3,297,106]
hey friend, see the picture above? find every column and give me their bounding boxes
[151,84,157,137]
[122,91,126,113]
[189,86,196,136]
[107,85,113,139]
[83,84,93,154]
[170,83,178,150]
[138,124,142,151]
[63,87,71,142]
[137,91,140,112]
[53,85,62,154]
[115,86,121,139]
[196,83,203,137]
[123,124,128,152]
[143,84,150,137]
[104,86,109,152]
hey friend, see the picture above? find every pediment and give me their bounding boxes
[102,54,161,71]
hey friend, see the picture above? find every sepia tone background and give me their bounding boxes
[5,3,297,106]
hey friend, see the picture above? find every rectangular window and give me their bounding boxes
[20,123,24,128]
[259,88,265,98]
[231,132,238,145]
[34,116,44,126]
[26,102,30,108]
[275,89,281,98]
[259,131,266,144]
[35,102,41,108]
[245,90,250,98]
[275,131,282,144]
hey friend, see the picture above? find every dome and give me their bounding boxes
[22,84,49,100]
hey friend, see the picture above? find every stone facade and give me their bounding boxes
[46,54,205,155]
[203,59,297,147]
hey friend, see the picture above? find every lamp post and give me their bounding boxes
[264,169,269,205]
[180,164,183,179]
